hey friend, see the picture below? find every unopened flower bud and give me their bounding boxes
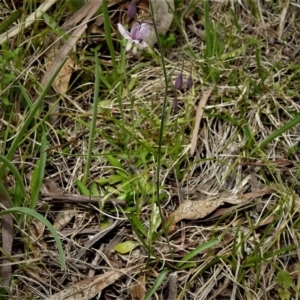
[186,76,193,90]
[172,97,178,111]
[174,73,183,90]
[127,0,137,20]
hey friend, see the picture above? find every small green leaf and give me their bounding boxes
[275,271,293,289]
[76,180,90,196]
[129,213,147,237]
[278,288,291,300]
[106,154,122,168]
[114,241,136,254]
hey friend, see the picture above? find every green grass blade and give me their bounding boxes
[149,0,173,260]
[0,180,13,208]
[204,1,213,58]
[177,238,219,268]
[144,269,170,300]
[256,114,300,152]
[0,155,26,200]
[29,128,47,209]
[0,9,22,34]
[0,58,67,180]
[0,207,65,270]
[102,0,117,80]
[82,50,100,185]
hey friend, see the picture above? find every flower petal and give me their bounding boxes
[132,46,138,56]
[125,41,133,52]
[117,23,132,40]
[130,23,142,40]
[127,0,137,20]
[139,40,149,49]
[139,23,151,40]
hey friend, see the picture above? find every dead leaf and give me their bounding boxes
[187,24,205,40]
[30,219,46,241]
[143,0,174,47]
[131,274,146,300]
[190,87,214,155]
[41,178,63,194]
[167,188,272,228]
[46,268,135,300]
[53,209,75,231]
[0,186,13,287]
[53,57,77,94]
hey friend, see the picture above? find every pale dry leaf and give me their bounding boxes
[51,56,77,95]
[205,188,272,221]
[131,274,146,300]
[144,0,174,47]
[190,87,214,155]
[30,219,46,241]
[168,188,272,227]
[41,178,64,194]
[46,268,134,300]
[242,187,272,201]
[168,192,248,226]
[187,24,205,40]
[53,209,75,231]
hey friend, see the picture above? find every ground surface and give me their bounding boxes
[1,0,300,299]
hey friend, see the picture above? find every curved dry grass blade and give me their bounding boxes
[278,0,290,40]
[190,87,214,155]
[0,0,58,44]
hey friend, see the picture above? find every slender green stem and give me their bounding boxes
[82,51,100,185]
[102,0,118,80]
[149,1,173,260]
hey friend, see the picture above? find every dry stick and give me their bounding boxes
[190,87,214,155]
[167,272,178,300]
[40,193,126,207]
[0,0,58,44]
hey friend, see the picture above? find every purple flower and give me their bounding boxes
[117,23,150,55]
[127,0,137,19]
[174,73,183,90]
[186,76,193,90]
[172,97,179,111]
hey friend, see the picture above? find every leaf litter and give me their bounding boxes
[167,187,272,229]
